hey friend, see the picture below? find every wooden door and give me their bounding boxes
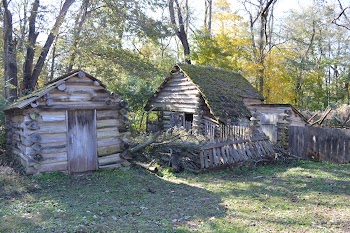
[259,114,278,143]
[67,110,97,173]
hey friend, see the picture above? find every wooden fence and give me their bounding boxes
[203,117,253,141]
[220,124,252,141]
[199,136,274,169]
[289,126,350,163]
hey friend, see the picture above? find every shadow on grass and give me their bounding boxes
[0,166,233,232]
[185,160,350,231]
[1,160,349,232]
[199,160,350,198]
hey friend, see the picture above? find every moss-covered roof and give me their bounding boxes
[5,70,106,111]
[146,64,263,123]
[177,64,263,123]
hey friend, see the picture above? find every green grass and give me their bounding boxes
[0,160,349,232]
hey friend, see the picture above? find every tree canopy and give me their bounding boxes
[1,0,349,112]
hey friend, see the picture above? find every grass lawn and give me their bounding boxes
[0,160,349,232]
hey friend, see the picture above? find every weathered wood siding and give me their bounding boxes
[289,126,350,163]
[149,72,205,133]
[242,97,263,106]
[150,72,201,113]
[6,73,129,174]
[248,105,307,126]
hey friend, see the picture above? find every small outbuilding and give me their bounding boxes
[5,70,130,174]
[247,104,308,146]
[144,64,264,138]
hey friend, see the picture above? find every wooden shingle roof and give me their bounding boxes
[5,70,106,111]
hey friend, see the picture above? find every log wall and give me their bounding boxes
[6,73,129,174]
[148,71,219,135]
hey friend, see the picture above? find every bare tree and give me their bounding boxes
[169,0,191,64]
[67,0,90,72]
[332,0,350,30]
[204,0,212,33]
[2,0,18,102]
[23,0,39,92]
[27,0,76,92]
[243,0,277,94]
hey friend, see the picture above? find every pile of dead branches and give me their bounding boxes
[303,104,350,128]
[128,128,206,173]
[127,127,302,173]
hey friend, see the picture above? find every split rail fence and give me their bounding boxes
[199,136,275,169]
[289,126,350,163]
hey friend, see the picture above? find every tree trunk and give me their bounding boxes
[169,0,191,64]
[2,0,18,102]
[67,0,90,72]
[49,37,58,81]
[27,0,76,92]
[23,0,40,94]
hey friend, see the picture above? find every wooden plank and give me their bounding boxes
[217,147,223,165]
[212,148,217,166]
[165,82,197,87]
[99,163,122,169]
[98,145,121,157]
[155,89,200,96]
[204,150,209,168]
[65,82,105,89]
[97,138,121,148]
[40,153,67,164]
[97,127,120,138]
[38,133,66,144]
[232,144,242,161]
[98,153,122,166]
[65,77,95,83]
[26,124,67,134]
[201,139,248,150]
[97,119,121,128]
[35,161,67,173]
[96,110,120,120]
[224,145,231,163]
[209,149,215,167]
[37,103,121,110]
[200,151,205,168]
[221,146,227,163]
[153,98,200,105]
[245,143,254,159]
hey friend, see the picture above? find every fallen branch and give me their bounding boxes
[129,132,161,153]
[133,161,158,173]
[151,134,181,147]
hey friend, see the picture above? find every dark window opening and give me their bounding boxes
[185,113,193,122]
[184,113,193,132]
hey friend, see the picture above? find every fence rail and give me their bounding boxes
[199,137,274,169]
[220,124,252,141]
[289,126,350,163]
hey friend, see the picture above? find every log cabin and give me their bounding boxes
[144,64,264,139]
[5,70,130,174]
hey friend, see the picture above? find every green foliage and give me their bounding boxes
[108,74,163,134]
